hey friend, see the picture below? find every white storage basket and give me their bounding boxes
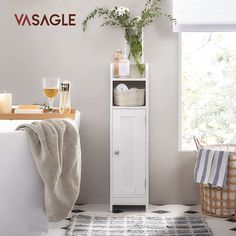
[114,88,145,106]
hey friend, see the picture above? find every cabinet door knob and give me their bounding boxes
[114,150,120,155]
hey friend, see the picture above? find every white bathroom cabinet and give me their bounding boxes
[110,63,149,212]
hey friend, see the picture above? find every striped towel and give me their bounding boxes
[194,149,215,185]
[208,150,229,188]
[194,149,229,188]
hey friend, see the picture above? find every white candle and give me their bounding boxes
[0,93,12,113]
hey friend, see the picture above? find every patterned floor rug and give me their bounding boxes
[66,214,213,236]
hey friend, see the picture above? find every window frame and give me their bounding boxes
[178,33,185,151]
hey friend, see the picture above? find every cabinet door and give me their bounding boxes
[112,109,146,196]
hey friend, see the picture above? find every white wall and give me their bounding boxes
[0,0,198,204]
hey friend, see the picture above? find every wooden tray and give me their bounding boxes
[0,109,76,120]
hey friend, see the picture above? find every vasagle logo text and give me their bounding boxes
[14,14,77,26]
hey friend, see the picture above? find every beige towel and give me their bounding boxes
[16,119,81,222]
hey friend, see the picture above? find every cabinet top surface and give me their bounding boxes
[112,78,147,81]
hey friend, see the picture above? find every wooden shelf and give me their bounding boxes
[0,108,76,120]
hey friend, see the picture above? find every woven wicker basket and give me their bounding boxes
[114,88,145,107]
[194,138,236,218]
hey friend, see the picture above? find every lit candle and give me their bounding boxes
[0,93,12,113]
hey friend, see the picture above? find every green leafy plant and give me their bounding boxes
[82,0,175,76]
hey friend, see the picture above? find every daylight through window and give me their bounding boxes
[181,32,236,150]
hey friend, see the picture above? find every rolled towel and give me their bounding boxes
[114,83,129,92]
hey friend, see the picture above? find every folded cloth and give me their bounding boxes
[194,149,229,188]
[16,119,81,222]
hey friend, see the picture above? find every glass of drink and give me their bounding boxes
[42,78,60,111]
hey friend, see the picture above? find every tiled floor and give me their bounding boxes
[48,204,236,236]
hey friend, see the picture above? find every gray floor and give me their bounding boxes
[48,204,236,236]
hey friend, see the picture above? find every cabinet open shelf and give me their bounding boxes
[112,80,146,106]
[110,63,149,79]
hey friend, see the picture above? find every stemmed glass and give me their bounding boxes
[42,78,60,111]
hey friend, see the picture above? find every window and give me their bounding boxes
[181,32,236,150]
